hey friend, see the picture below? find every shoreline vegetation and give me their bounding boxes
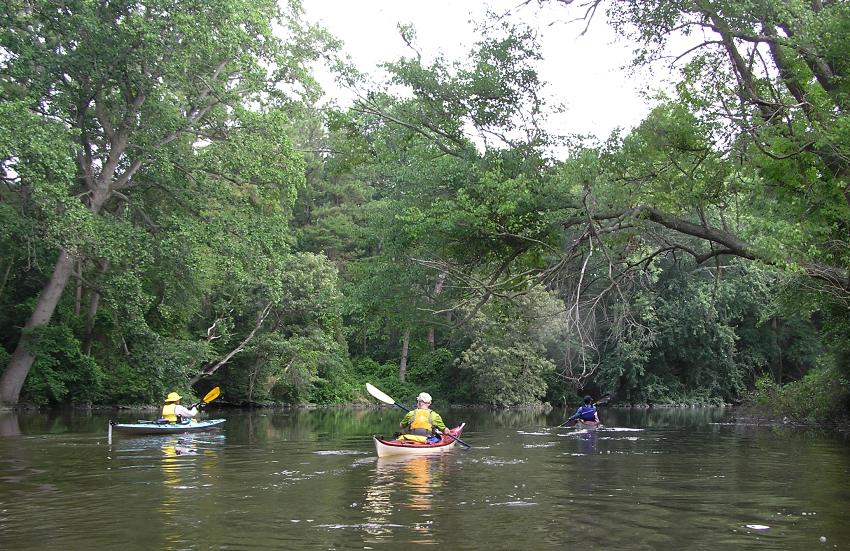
[1,1,848,424]
[3,400,848,432]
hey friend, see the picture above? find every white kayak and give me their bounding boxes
[373,423,466,457]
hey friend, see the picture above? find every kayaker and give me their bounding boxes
[161,392,198,423]
[398,392,447,443]
[568,395,600,424]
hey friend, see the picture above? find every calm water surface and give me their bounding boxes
[1,407,848,550]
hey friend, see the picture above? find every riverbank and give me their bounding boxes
[2,400,847,432]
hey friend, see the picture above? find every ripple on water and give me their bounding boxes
[316,522,404,530]
[472,457,528,465]
[312,450,368,456]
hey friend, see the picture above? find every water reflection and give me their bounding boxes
[161,436,202,490]
[363,454,454,544]
[0,411,20,436]
[577,429,598,456]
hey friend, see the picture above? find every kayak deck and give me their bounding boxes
[373,423,465,457]
[110,419,226,435]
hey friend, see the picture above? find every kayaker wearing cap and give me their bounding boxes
[398,392,447,443]
[568,395,600,424]
[161,392,199,423]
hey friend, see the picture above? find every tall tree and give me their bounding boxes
[539,0,850,301]
[0,0,329,404]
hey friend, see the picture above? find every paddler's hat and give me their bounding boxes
[416,392,432,404]
[165,392,182,403]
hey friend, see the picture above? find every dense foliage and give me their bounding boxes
[1,0,847,421]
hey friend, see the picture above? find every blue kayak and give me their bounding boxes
[110,419,226,435]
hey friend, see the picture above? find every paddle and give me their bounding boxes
[191,386,221,409]
[558,393,611,428]
[365,383,472,449]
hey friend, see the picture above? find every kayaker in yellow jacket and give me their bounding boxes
[398,392,447,443]
[161,392,198,423]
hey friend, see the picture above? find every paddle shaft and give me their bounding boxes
[391,402,472,449]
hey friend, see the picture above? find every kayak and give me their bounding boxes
[109,419,226,435]
[373,423,466,457]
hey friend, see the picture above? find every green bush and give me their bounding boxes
[754,364,850,421]
[351,357,419,405]
[99,362,161,405]
[22,325,103,405]
[460,341,553,406]
[405,348,470,402]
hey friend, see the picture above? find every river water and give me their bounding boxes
[0,407,847,550]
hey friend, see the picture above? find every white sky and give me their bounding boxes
[301,1,673,146]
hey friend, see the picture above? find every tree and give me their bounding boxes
[334,22,566,368]
[458,289,556,406]
[537,0,850,302]
[0,0,331,404]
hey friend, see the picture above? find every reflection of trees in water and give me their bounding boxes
[224,408,395,443]
[451,408,550,431]
[609,407,728,428]
[6,409,111,434]
[0,412,21,436]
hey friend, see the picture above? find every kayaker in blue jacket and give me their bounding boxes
[569,395,600,424]
[161,392,198,423]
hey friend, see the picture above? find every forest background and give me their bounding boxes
[1,0,848,423]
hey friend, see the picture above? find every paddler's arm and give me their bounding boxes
[431,411,447,431]
[399,410,414,429]
[175,405,198,418]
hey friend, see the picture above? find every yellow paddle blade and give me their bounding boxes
[202,386,221,404]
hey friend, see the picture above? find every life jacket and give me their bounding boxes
[577,404,597,421]
[161,403,180,423]
[408,408,434,436]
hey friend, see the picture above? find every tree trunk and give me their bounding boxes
[0,188,109,405]
[247,357,265,403]
[0,249,77,404]
[773,318,783,385]
[399,327,410,383]
[427,272,447,350]
[0,259,12,301]
[74,260,83,316]
[82,290,103,356]
[82,259,110,356]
